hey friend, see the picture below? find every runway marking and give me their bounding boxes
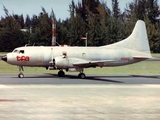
[0,85,12,88]
[143,85,160,88]
[1,84,160,89]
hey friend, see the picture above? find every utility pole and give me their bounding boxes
[85,33,88,47]
[81,33,88,47]
[52,20,56,46]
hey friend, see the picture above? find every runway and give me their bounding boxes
[0,74,160,84]
[0,74,160,120]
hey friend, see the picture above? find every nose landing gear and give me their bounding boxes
[18,66,24,78]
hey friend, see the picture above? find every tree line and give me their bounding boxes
[0,0,160,52]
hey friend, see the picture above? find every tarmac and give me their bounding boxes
[0,74,160,120]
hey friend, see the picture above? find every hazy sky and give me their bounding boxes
[0,0,159,20]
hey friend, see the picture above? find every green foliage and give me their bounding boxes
[0,15,26,51]
[112,0,120,18]
[0,0,160,52]
[145,17,160,53]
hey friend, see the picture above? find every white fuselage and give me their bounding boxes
[6,46,145,68]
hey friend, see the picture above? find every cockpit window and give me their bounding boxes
[19,50,24,54]
[12,49,24,54]
[13,49,19,53]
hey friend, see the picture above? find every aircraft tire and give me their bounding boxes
[78,73,86,79]
[18,73,24,78]
[58,70,65,77]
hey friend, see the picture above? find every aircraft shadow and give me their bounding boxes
[94,75,160,79]
[19,74,123,84]
[17,73,160,84]
[67,75,124,83]
[130,75,160,79]
[9,73,160,85]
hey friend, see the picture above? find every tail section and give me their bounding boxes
[106,20,151,55]
[128,20,150,54]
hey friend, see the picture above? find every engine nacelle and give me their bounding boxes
[54,57,69,68]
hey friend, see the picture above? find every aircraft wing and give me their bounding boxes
[73,60,115,67]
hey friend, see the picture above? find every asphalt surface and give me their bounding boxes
[0,74,160,120]
[0,74,160,84]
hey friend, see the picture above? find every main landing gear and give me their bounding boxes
[58,70,65,77]
[78,73,86,79]
[57,70,86,79]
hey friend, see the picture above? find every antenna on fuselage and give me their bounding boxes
[24,43,35,47]
[25,44,29,47]
[56,41,60,46]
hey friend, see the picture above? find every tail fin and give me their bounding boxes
[107,20,151,55]
[128,20,150,53]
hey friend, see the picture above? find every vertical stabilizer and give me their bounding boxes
[107,20,151,55]
[129,20,150,53]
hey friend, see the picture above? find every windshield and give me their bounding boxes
[13,49,19,53]
[12,49,24,54]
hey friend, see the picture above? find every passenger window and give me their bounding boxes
[62,51,67,58]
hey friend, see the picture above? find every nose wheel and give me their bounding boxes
[18,72,24,78]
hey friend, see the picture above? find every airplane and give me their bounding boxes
[1,20,152,79]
